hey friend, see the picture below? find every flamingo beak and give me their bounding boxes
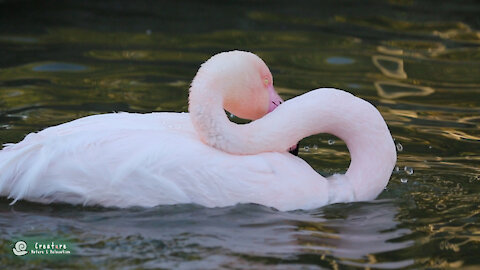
[266,85,299,156]
[267,84,283,113]
[289,143,299,156]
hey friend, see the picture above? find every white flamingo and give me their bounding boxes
[0,51,396,211]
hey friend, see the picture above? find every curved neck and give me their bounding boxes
[190,87,396,201]
[189,78,246,152]
[246,88,397,200]
[189,75,277,154]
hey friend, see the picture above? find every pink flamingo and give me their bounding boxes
[0,51,396,211]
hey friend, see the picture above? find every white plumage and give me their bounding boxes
[0,112,329,210]
[0,51,396,211]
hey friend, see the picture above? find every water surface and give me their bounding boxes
[0,0,479,268]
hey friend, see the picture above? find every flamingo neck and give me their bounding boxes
[244,88,397,201]
[189,86,396,201]
[188,77,250,153]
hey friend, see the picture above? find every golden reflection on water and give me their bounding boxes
[372,55,407,79]
[377,45,404,56]
[381,40,446,56]
[375,81,435,99]
[432,22,480,44]
[440,129,480,143]
[372,42,438,100]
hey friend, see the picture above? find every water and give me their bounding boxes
[1,0,479,268]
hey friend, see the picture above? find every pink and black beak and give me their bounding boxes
[267,85,299,156]
[267,84,283,114]
[288,144,299,156]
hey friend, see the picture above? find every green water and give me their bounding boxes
[1,0,479,269]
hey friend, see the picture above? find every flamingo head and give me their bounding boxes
[193,50,283,120]
[190,50,298,156]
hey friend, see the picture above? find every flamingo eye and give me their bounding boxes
[264,78,269,85]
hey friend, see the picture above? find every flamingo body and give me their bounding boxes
[0,51,396,211]
[0,112,330,211]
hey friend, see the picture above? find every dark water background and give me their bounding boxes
[1,0,479,268]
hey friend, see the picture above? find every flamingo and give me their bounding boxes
[0,51,396,211]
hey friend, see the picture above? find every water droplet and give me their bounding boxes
[229,113,235,119]
[304,146,310,152]
[328,139,335,145]
[313,144,318,150]
[404,166,414,175]
[146,29,152,35]
[428,145,432,149]
[400,178,408,183]
[396,143,403,152]
[394,166,400,172]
